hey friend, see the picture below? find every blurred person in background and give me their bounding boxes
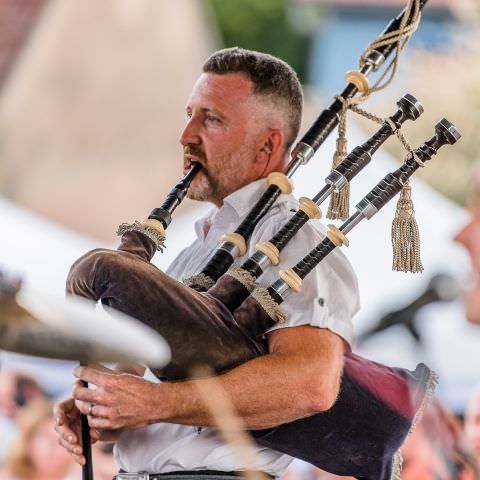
[0,399,77,480]
[0,371,46,466]
[400,398,478,480]
[464,385,480,469]
[454,167,480,325]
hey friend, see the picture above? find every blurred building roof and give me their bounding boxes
[294,0,456,7]
[0,0,216,242]
[0,0,45,89]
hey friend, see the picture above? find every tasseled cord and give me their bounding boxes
[327,97,350,220]
[391,179,423,273]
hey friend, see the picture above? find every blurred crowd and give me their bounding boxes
[0,370,116,480]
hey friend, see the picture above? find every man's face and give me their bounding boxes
[465,390,480,461]
[454,198,480,324]
[180,73,266,206]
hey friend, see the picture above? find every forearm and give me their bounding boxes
[151,329,345,429]
[73,326,345,431]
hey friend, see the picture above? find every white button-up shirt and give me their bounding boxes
[114,178,360,477]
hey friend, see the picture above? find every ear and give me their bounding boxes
[257,129,285,168]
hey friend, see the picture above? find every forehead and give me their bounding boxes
[187,72,254,112]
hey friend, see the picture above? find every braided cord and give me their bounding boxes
[359,0,421,95]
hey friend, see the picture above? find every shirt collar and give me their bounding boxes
[223,178,285,218]
[193,178,292,240]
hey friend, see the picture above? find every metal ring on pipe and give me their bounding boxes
[255,242,280,266]
[279,269,302,293]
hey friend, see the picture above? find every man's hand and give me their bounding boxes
[54,390,102,465]
[72,367,160,431]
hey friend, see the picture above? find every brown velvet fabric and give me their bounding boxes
[66,232,267,380]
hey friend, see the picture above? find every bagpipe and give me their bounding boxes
[65,1,464,479]
[67,117,460,480]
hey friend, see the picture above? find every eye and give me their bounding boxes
[206,114,221,125]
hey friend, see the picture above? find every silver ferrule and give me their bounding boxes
[363,50,386,72]
[251,251,272,271]
[325,170,348,192]
[270,279,292,299]
[355,198,378,220]
[340,211,364,235]
[285,157,302,178]
[219,241,240,259]
[291,142,315,166]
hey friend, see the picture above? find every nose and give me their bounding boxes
[454,220,472,250]
[179,115,201,147]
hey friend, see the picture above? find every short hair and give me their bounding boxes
[203,47,303,151]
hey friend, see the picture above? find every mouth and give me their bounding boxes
[183,156,204,175]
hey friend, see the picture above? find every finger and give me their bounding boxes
[72,384,103,404]
[57,434,85,464]
[54,421,78,445]
[72,452,86,466]
[54,397,76,425]
[74,399,100,416]
[84,415,118,430]
[90,427,102,443]
[74,366,112,386]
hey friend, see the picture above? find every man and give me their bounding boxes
[464,385,480,468]
[454,167,480,325]
[54,48,359,478]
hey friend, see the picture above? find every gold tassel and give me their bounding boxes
[326,137,350,220]
[391,182,423,273]
[327,98,350,221]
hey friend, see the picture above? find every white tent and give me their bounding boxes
[0,196,108,394]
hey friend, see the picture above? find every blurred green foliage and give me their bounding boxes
[207,0,309,83]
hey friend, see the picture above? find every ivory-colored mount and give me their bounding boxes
[267,172,293,194]
[142,218,166,237]
[327,224,349,247]
[299,197,321,219]
[345,71,370,94]
[221,232,247,256]
[279,269,302,293]
[255,242,280,266]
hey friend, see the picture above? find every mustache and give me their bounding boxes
[184,145,206,161]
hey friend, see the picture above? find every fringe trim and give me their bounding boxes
[117,220,165,252]
[327,186,350,221]
[408,368,439,436]
[225,268,257,292]
[391,450,403,480]
[327,135,350,221]
[250,286,287,324]
[183,273,215,291]
[391,183,423,273]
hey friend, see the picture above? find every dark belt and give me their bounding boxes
[115,470,274,480]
